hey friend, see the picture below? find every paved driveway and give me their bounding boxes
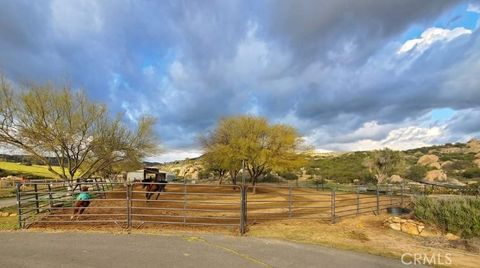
[0,232,408,268]
[0,197,16,208]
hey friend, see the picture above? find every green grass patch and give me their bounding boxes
[413,196,480,238]
[0,205,18,230]
[0,188,16,199]
[0,161,64,179]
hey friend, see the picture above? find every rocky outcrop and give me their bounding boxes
[425,170,448,182]
[417,154,440,169]
[384,217,425,235]
[474,159,480,168]
[441,160,453,167]
[388,175,404,183]
[384,217,462,240]
[466,139,480,153]
[448,178,466,187]
[177,162,204,180]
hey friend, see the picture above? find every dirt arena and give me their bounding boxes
[29,183,403,231]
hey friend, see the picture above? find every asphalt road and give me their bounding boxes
[0,232,408,268]
[0,197,16,208]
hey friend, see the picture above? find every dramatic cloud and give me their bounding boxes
[0,0,479,161]
[397,27,472,54]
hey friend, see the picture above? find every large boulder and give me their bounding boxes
[425,170,448,182]
[388,175,404,183]
[448,178,466,187]
[417,154,440,169]
[467,139,480,153]
[429,162,442,170]
[474,159,480,168]
[441,160,453,167]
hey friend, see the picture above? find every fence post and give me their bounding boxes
[401,184,404,207]
[331,188,336,223]
[288,186,292,219]
[240,185,247,235]
[47,183,53,210]
[389,184,393,206]
[376,185,380,215]
[33,184,40,214]
[183,183,187,225]
[356,187,360,216]
[126,183,131,229]
[16,183,22,229]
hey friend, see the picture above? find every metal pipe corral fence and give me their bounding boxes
[16,181,423,234]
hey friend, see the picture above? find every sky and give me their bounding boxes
[1,0,480,162]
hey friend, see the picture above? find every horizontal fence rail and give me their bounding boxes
[16,182,420,234]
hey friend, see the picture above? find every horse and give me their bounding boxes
[142,178,167,201]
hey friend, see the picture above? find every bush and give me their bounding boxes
[413,196,480,238]
[463,167,480,179]
[406,164,428,182]
[262,173,281,183]
[278,171,298,181]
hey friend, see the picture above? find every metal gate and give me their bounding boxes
[16,182,410,234]
[129,182,244,232]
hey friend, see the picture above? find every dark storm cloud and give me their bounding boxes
[0,0,478,155]
[264,0,461,66]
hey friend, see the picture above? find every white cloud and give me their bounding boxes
[467,3,480,13]
[321,125,444,152]
[146,149,203,163]
[50,0,103,38]
[397,27,471,55]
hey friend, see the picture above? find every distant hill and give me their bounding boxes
[155,139,480,186]
[1,139,479,185]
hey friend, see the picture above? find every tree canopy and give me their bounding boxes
[364,148,405,184]
[201,115,306,187]
[0,77,159,180]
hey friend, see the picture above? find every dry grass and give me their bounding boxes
[18,184,480,267]
[247,215,480,268]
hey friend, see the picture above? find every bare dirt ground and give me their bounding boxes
[30,184,401,229]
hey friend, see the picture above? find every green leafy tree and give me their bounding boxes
[201,115,307,190]
[0,77,159,181]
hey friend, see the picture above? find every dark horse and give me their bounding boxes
[142,178,167,201]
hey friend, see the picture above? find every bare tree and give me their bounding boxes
[0,77,159,181]
[364,148,404,184]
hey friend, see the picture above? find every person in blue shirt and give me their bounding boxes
[71,186,92,220]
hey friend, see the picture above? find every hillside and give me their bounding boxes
[1,139,479,186]
[158,139,480,186]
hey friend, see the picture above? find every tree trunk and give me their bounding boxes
[252,176,258,194]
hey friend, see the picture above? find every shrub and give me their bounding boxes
[262,173,281,183]
[463,167,480,179]
[278,171,298,181]
[413,196,480,238]
[406,164,428,182]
